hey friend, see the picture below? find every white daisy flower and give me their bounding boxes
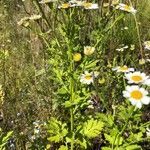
[82,2,99,9]
[112,65,134,73]
[80,71,99,84]
[116,3,137,14]
[84,46,95,56]
[123,85,150,108]
[39,0,57,4]
[144,41,150,50]
[125,71,149,84]
[80,71,93,85]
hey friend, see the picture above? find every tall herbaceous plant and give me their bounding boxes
[17,0,150,149]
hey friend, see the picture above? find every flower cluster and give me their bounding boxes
[73,46,95,62]
[116,3,137,14]
[113,65,150,108]
[58,1,99,9]
[124,71,150,108]
[78,46,99,85]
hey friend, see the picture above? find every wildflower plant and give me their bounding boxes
[1,0,150,149]
[19,0,150,149]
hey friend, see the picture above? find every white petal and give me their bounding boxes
[123,91,130,98]
[130,85,139,91]
[127,80,134,84]
[126,85,132,91]
[140,88,148,95]
[141,96,150,105]
[143,79,150,86]
[130,99,137,105]
[84,71,89,74]
[141,73,146,77]
[112,67,118,71]
[87,80,93,84]
[119,3,126,7]
[125,73,130,78]
[129,68,134,72]
[136,102,142,109]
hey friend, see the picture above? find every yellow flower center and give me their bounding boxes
[131,75,142,82]
[124,5,131,11]
[119,66,128,71]
[85,75,92,80]
[73,53,81,62]
[83,2,92,8]
[61,3,70,8]
[131,90,143,100]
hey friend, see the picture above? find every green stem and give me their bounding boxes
[63,7,75,149]
[123,76,126,89]
[129,0,143,58]
[70,108,74,150]
[133,14,143,58]
[33,0,51,28]
[68,44,74,150]
[70,61,74,150]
